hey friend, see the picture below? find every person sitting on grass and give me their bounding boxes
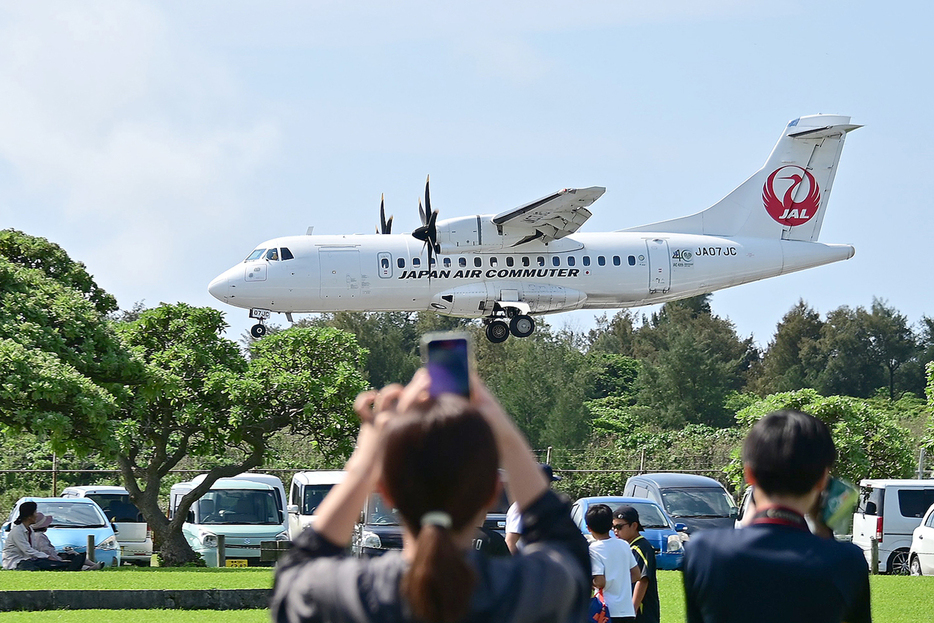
[31,514,101,571]
[1,502,84,571]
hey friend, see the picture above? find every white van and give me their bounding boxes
[170,473,289,567]
[287,471,346,540]
[852,479,934,574]
[60,485,153,564]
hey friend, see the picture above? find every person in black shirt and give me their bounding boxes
[682,410,871,623]
[613,506,659,623]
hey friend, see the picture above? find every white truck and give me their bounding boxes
[287,471,346,540]
[170,473,289,567]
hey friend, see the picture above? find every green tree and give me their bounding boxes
[114,304,368,565]
[750,300,825,395]
[0,230,142,452]
[731,389,915,488]
[631,295,756,428]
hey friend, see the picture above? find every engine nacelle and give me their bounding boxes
[436,215,531,251]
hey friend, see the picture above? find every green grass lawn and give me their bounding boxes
[0,567,274,591]
[0,568,932,622]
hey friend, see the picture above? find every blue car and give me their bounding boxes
[1,497,122,568]
[570,496,688,570]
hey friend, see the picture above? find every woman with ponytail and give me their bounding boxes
[272,369,590,623]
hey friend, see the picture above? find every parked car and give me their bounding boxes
[624,473,738,533]
[287,471,346,540]
[60,485,152,565]
[852,479,934,575]
[352,492,403,557]
[170,474,289,567]
[909,502,934,576]
[1,497,121,568]
[570,496,688,570]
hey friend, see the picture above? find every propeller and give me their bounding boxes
[376,194,393,234]
[412,175,441,272]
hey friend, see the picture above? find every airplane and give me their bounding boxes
[209,114,860,343]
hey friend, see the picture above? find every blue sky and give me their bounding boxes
[1,1,931,346]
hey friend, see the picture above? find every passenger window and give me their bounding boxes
[897,490,934,518]
[413,257,421,267]
[397,258,405,269]
[443,258,451,268]
[381,258,389,269]
[522,257,530,267]
[430,256,436,266]
[537,256,545,266]
[474,257,482,268]
[598,256,606,266]
[568,256,576,267]
[459,257,467,267]
[582,256,590,266]
[265,248,280,261]
[629,255,636,266]
[613,256,621,266]
[280,247,294,261]
[506,256,514,267]
[490,257,498,267]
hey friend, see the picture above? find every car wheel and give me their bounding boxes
[910,555,923,576]
[889,548,911,575]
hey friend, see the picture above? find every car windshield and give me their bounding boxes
[86,494,142,522]
[35,502,107,528]
[614,502,671,529]
[660,488,736,518]
[194,490,281,525]
[365,493,400,526]
[301,485,335,515]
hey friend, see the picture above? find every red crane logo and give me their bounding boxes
[762,165,821,226]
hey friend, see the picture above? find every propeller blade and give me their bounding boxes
[418,198,427,226]
[378,194,393,234]
[424,175,431,216]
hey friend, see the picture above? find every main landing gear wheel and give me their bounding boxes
[509,315,535,338]
[250,323,268,338]
[485,320,510,343]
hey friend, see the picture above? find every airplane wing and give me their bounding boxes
[492,186,606,245]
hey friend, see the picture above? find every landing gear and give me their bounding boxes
[249,308,272,340]
[485,320,510,343]
[509,315,535,338]
[250,323,268,338]
[483,307,536,343]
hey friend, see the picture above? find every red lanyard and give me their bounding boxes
[749,506,809,531]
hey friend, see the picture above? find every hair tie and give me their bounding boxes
[420,511,453,529]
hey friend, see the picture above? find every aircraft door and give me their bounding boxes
[319,249,362,300]
[646,239,671,293]
[377,252,393,279]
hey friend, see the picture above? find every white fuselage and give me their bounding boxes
[208,231,854,318]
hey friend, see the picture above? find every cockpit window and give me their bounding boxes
[246,249,266,261]
[266,248,280,261]
[280,247,294,261]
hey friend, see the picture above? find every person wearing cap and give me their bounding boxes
[614,506,660,623]
[1,502,82,571]
[30,514,98,571]
[504,463,561,554]
[586,503,640,623]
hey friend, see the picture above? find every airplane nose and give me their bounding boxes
[208,273,230,302]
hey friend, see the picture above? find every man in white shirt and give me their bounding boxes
[586,503,640,623]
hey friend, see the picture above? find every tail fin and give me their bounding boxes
[622,114,861,241]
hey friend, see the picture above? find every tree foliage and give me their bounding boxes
[731,389,915,488]
[114,304,368,564]
[0,231,142,453]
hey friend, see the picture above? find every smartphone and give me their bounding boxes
[820,477,858,533]
[421,332,472,398]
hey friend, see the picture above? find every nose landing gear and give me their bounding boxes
[249,308,272,339]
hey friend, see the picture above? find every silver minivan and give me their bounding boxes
[60,485,153,564]
[852,479,934,574]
